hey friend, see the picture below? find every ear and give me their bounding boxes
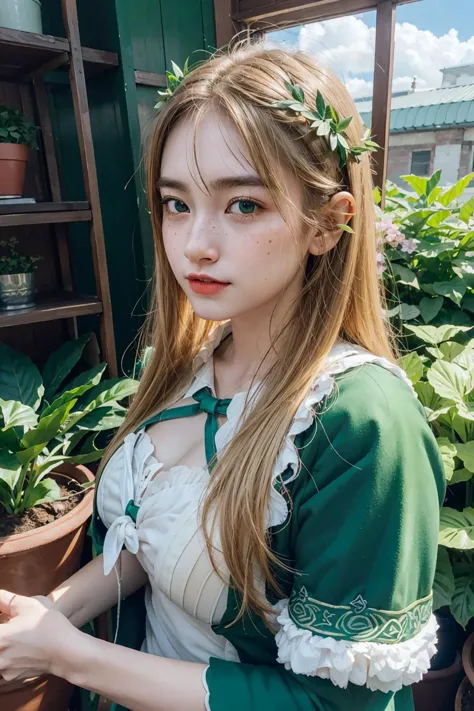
[308,191,356,256]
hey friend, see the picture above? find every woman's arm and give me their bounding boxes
[47,551,147,629]
[58,629,207,711]
[0,592,206,711]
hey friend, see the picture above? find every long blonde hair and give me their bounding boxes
[99,44,394,621]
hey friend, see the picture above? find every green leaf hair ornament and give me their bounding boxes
[154,63,379,172]
[154,58,192,111]
[272,79,380,169]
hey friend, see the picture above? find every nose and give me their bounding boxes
[184,215,219,265]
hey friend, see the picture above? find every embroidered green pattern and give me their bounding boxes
[289,586,433,644]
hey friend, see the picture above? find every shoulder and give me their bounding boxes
[298,362,445,503]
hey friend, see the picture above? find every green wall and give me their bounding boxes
[42,0,216,374]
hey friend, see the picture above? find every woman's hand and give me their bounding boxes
[0,589,78,682]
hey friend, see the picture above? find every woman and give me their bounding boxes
[0,44,444,711]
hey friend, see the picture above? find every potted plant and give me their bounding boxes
[0,237,42,310]
[0,0,43,35]
[0,334,139,711]
[0,105,38,198]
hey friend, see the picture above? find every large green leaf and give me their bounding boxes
[15,442,49,466]
[451,565,474,629]
[0,450,22,490]
[22,477,61,510]
[73,405,127,432]
[426,342,466,364]
[419,296,444,324]
[0,399,38,430]
[433,279,467,306]
[439,173,474,206]
[21,401,75,449]
[405,324,472,345]
[416,240,457,258]
[453,413,474,443]
[460,196,474,225]
[427,359,471,402]
[456,443,474,473]
[433,546,454,610]
[58,362,107,400]
[0,343,44,409]
[41,334,92,402]
[40,382,98,420]
[439,507,474,549]
[401,174,429,196]
[437,437,457,480]
[399,352,424,384]
[451,468,473,485]
[78,377,139,410]
[391,264,420,289]
[68,450,105,465]
[400,303,420,321]
[414,381,452,421]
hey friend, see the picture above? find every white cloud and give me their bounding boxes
[272,15,474,100]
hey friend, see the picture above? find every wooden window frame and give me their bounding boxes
[215,0,421,202]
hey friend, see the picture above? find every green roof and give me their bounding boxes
[356,84,474,132]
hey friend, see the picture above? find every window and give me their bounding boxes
[411,150,431,176]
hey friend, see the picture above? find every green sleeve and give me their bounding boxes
[206,364,445,711]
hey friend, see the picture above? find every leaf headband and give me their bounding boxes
[155,61,379,170]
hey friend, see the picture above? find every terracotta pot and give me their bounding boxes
[463,632,474,687]
[413,652,464,711]
[0,674,74,711]
[455,676,474,711]
[0,143,29,197]
[0,463,94,711]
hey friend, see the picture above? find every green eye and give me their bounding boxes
[163,198,189,213]
[230,199,259,215]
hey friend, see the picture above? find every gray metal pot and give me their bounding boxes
[0,272,35,310]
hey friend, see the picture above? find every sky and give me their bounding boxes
[269,0,474,100]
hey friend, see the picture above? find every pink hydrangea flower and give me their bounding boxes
[375,219,405,248]
[376,252,387,277]
[400,238,419,254]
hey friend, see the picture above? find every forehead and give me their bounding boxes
[160,111,256,190]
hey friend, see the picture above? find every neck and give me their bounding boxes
[214,290,299,395]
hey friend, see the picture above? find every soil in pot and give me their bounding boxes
[0,478,85,537]
[463,683,474,711]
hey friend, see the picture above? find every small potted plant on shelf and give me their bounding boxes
[0,334,139,711]
[0,0,43,34]
[0,236,42,310]
[0,105,38,198]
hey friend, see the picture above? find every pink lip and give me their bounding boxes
[186,274,230,296]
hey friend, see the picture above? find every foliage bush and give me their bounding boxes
[0,335,138,516]
[378,170,474,327]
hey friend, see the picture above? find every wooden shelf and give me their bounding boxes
[0,201,91,226]
[0,292,103,327]
[0,26,119,80]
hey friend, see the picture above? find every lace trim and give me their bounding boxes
[274,598,438,693]
[187,327,415,532]
[202,666,211,711]
[288,586,433,644]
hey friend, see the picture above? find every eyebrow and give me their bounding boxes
[157,175,265,192]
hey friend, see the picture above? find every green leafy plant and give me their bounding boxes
[0,105,38,148]
[0,336,139,517]
[399,324,474,628]
[379,170,474,327]
[0,237,42,275]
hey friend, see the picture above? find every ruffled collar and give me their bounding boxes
[181,324,414,532]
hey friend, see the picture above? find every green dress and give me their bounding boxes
[86,337,445,711]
